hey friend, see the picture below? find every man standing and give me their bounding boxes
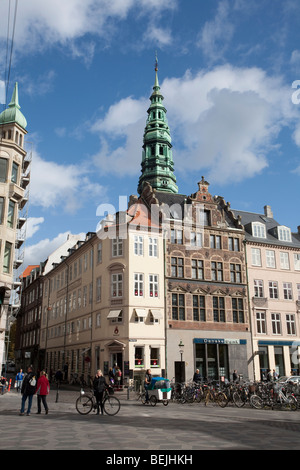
[19,366,37,416]
[15,369,24,392]
[144,369,152,403]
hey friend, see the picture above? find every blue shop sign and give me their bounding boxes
[193,338,247,345]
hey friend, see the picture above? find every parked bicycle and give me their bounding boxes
[250,383,297,411]
[76,387,121,416]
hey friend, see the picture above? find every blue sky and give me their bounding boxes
[1,0,300,267]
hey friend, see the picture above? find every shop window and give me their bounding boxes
[134,347,144,368]
[150,348,160,367]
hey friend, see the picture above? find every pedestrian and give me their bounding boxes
[108,367,115,386]
[144,369,152,403]
[93,370,108,415]
[0,376,7,394]
[267,369,273,382]
[36,371,50,415]
[15,369,24,392]
[232,370,238,382]
[115,365,122,389]
[273,369,278,381]
[55,369,63,385]
[193,369,202,384]
[19,366,37,416]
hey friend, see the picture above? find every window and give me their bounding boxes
[3,242,12,273]
[112,237,123,257]
[7,200,15,228]
[251,248,261,266]
[96,313,101,327]
[149,237,158,257]
[149,274,158,297]
[266,250,276,268]
[0,197,4,224]
[111,273,123,298]
[228,237,239,251]
[280,252,290,270]
[256,311,266,334]
[11,162,18,184]
[269,281,278,299]
[271,313,281,335]
[134,235,143,256]
[294,254,300,271]
[191,259,204,280]
[172,293,185,320]
[254,280,264,298]
[230,264,241,283]
[252,222,266,238]
[171,228,183,244]
[232,298,244,323]
[286,314,296,335]
[134,347,144,368]
[96,277,101,302]
[211,261,223,281]
[190,231,202,247]
[171,257,184,278]
[97,242,102,264]
[0,158,8,183]
[210,235,221,249]
[283,282,293,300]
[150,348,160,367]
[297,284,300,301]
[134,273,144,297]
[193,295,205,321]
[213,296,225,322]
[278,226,291,242]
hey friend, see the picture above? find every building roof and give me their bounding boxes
[233,209,300,248]
[0,82,27,130]
[21,265,39,278]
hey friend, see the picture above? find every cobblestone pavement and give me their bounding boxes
[1,386,300,451]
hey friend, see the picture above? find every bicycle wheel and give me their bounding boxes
[150,395,157,406]
[233,391,246,408]
[250,394,263,409]
[217,392,228,408]
[103,396,121,416]
[76,395,93,415]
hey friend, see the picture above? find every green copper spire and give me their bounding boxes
[137,57,178,195]
[0,82,27,129]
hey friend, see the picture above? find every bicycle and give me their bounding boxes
[250,384,297,411]
[76,387,121,416]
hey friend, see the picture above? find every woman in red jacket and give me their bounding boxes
[36,371,50,414]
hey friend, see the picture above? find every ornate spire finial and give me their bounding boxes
[155,51,158,72]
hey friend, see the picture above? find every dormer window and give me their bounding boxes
[252,222,266,239]
[277,226,291,242]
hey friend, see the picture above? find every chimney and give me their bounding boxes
[264,205,273,218]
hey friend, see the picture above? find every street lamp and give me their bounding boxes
[178,340,185,382]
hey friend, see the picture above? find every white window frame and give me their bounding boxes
[286,314,296,336]
[112,237,123,257]
[111,273,123,298]
[294,253,300,271]
[280,252,290,270]
[252,222,266,239]
[266,250,276,268]
[149,274,159,298]
[269,281,278,299]
[271,313,281,335]
[283,282,293,300]
[278,226,292,242]
[149,237,158,257]
[134,235,143,256]
[254,279,264,298]
[134,273,144,297]
[251,248,261,266]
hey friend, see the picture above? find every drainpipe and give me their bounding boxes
[163,230,168,379]
[243,239,256,381]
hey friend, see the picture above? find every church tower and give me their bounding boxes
[137,57,178,195]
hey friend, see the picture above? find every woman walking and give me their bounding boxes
[36,371,50,415]
[93,369,108,415]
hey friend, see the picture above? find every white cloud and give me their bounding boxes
[23,231,85,267]
[25,217,45,239]
[0,0,177,62]
[90,64,300,184]
[30,150,106,213]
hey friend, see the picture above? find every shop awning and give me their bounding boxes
[107,310,122,319]
[134,308,147,317]
[150,309,163,319]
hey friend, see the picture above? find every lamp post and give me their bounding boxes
[178,340,185,383]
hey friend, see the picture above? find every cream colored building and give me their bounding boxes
[40,204,165,384]
[0,83,29,368]
[234,206,300,380]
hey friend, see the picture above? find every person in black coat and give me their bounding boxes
[93,370,108,415]
[19,366,37,416]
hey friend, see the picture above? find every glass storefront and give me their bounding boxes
[195,342,229,380]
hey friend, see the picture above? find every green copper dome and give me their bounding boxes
[138,59,178,195]
[0,82,27,130]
